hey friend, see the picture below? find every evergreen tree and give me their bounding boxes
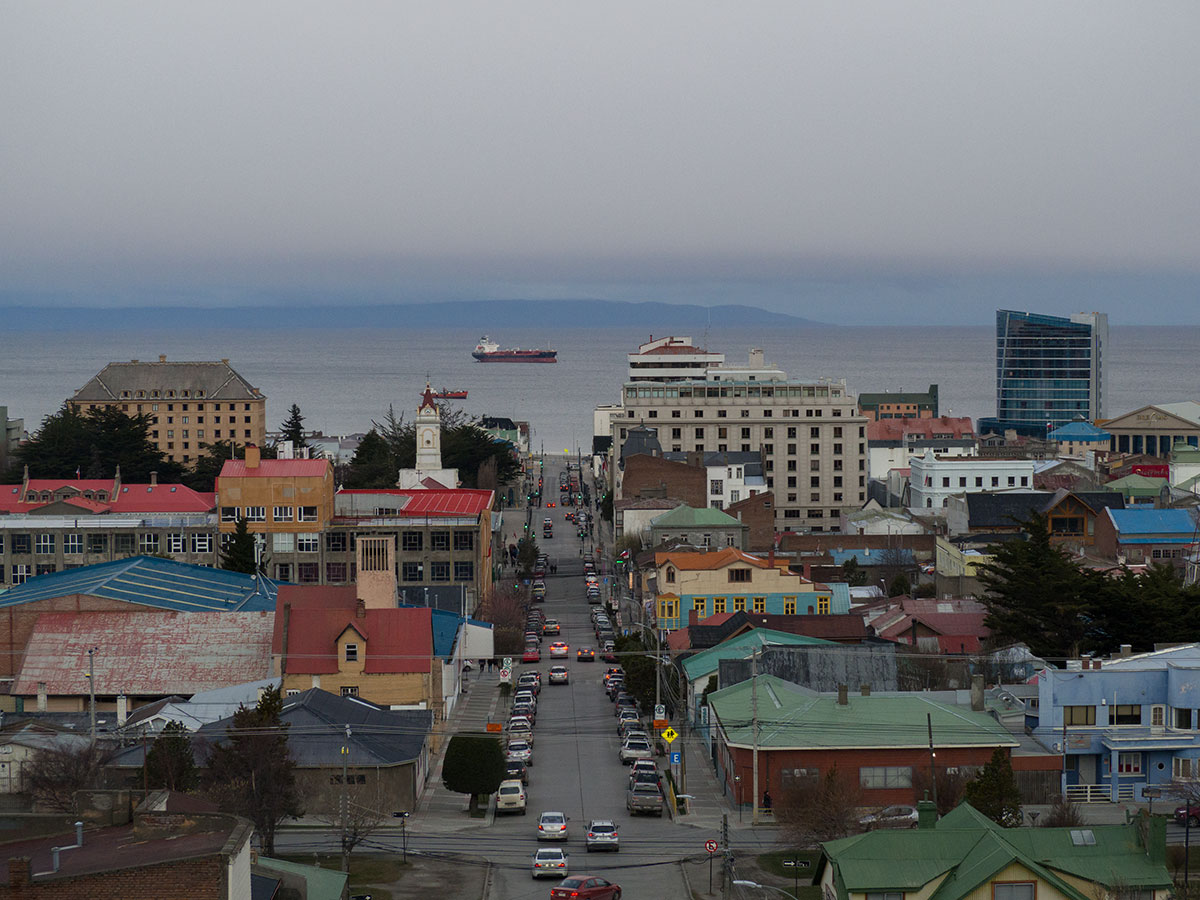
[203,686,301,855]
[278,404,309,450]
[343,429,396,488]
[887,572,912,597]
[220,517,258,574]
[841,556,868,587]
[963,748,1023,827]
[441,733,507,815]
[516,536,540,580]
[146,721,198,791]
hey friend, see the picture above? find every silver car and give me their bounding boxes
[507,740,533,766]
[585,819,619,852]
[531,847,569,878]
[619,737,653,765]
[537,810,569,841]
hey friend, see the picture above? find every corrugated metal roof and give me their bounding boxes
[13,610,274,696]
[0,481,216,514]
[680,629,834,680]
[1106,507,1197,535]
[0,556,277,612]
[335,488,493,516]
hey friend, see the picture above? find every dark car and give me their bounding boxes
[506,758,529,785]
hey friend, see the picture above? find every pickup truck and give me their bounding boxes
[626,783,664,817]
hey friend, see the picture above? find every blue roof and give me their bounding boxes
[1107,508,1198,536]
[398,604,492,657]
[0,556,277,611]
[827,582,851,615]
[1047,421,1111,441]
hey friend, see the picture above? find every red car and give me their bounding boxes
[523,647,541,663]
[550,875,621,900]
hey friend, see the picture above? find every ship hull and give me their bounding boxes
[472,351,557,363]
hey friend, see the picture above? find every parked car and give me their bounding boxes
[496,779,527,815]
[619,738,653,765]
[1176,804,1200,827]
[531,847,569,879]
[585,819,620,852]
[507,740,533,765]
[626,782,664,816]
[859,805,919,830]
[537,811,569,841]
[505,758,529,785]
[548,665,570,685]
[523,647,541,663]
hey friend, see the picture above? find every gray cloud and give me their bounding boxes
[2,1,1198,319]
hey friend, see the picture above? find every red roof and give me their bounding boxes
[274,600,432,675]
[0,482,215,514]
[867,416,976,442]
[337,488,494,517]
[219,458,331,478]
[109,485,217,513]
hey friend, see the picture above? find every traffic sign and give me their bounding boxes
[486,722,502,733]
[654,704,666,719]
[653,719,669,729]
[782,859,811,869]
[705,839,718,854]
[661,727,678,744]
[499,667,511,679]
[503,657,513,669]
[670,751,681,765]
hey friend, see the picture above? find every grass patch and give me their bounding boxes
[756,850,823,899]
[279,854,408,886]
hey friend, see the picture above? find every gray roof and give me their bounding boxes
[72,359,264,402]
[965,491,1124,529]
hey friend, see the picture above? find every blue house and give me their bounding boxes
[1033,645,1200,802]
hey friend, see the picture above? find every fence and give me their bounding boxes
[1065,783,1136,803]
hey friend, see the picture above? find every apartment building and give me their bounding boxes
[614,370,868,532]
[70,355,267,464]
[907,450,1037,511]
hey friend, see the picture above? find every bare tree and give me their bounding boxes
[25,742,113,813]
[306,776,392,873]
[481,582,529,655]
[911,767,968,816]
[1041,793,1085,827]
[777,767,863,847]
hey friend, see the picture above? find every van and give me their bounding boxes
[496,779,527,814]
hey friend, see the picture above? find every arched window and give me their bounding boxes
[665,566,676,583]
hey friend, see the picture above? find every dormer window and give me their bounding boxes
[345,643,359,662]
[96,492,106,501]
[135,390,145,398]
[665,566,676,583]
[151,390,160,398]
[196,389,205,397]
[167,390,175,397]
[121,391,131,398]
[182,390,190,397]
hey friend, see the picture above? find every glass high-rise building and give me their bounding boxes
[991,309,1108,435]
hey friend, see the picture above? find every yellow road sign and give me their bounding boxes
[661,727,679,744]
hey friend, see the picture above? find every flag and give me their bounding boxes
[75,467,81,479]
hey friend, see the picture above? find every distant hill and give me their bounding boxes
[0,298,824,331]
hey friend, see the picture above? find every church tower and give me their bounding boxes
[415,382,443,471]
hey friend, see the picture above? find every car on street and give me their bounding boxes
[585,820,619,852]
[523,647,541,663]
[619,737,653,765]
[577,647,596,662]
[507,740,533,765]
[629,760,659,781]
[549,876,622,900]
[495,779,527,815]
[1177,803,1200,827]
[626,782,664,817]
[517,673,541,694]
[531,847,569,879]
[601,642,617,662]
[548,665,569,685]
[549,641,569,658]
[507,718,534,745]
[542,620,561,635]
[537,811,569,841]
[505,758,529,785]
[859,805,920,830]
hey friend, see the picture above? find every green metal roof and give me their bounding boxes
[254,856,348,900]
[708,675,1018,750]
[650,504,744,529]
[680,630,833,681]
[821,802,1171,900]
[1104,473,1167,498]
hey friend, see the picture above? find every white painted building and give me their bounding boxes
[627,336,724,382]
[907,450,1037,510]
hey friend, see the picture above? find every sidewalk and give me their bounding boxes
[671,720,740,834]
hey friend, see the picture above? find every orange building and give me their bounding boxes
[216,445,334,533]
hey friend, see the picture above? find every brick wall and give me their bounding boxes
[2,855,225,900]
[726,491,775,552]
[621,455,706,508]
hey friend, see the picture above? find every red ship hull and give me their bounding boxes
[472,351,558,363]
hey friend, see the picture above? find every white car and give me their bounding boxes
[495,779,527,815]
[548,665,569,685]
[619,737,653,765]
[537,810,569,841]
[507,740,533,765]
[531,847,569,878]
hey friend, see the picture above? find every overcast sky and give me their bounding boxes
[2,2,1198,323]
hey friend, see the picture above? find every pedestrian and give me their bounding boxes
[762,790,772,811]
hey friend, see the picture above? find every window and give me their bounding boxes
[273,505,293,522]
[752,597,766,613]
[299,506,318,522]
[244,506,266,522]
[326,532,348,552]
[1064,705,1096,726]
[728,568,751,583]
[326,562,348,582]
[273,533,295,553]
[659,597,679,619]
[1118,752,1141,774]
[114,533,135,554]
[345,642,359,662]
[818,596,830,615]
[63,533,83,554]
[693,598,706,617]
[665,566,676,583]
[192,533,212,554]
[166,534,186,554]
[139,533,159,554]
[1113,704,1141,726]
[859,766,912,789]
[220,507,239,522]
[297,533,320,553]
[35,563,56,577]
[402,532,423,551]
[402,561,424,581]
[87,533,108,554]
[275,563,292,581]
[454,531,475,551]
[867,894,904,900]
[430,561,451,582]
[783,598,796,615]
[454,561,474,580]
[710,479,724,495]
[11,565,31,585]
[993,884,1035,900]
[297,562,319,583]
[1152,705,1165,727]
[431,531,451,551]
[733,597,746,612]
[341,686,359,697]
[35,533,54,554]
[713,597,726,614]
[1174,757,1199,779]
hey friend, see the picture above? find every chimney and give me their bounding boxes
[688,608,699,626]
[279,603,291,677]
[837,684,848,706]
[158,354,166,362]
[970,674,985,712]
[149,471,158,486]
[1120,644,1132,658]
[768,545,775,568]
[917,795,938,829]
[748,348,765,368]
[1080,658,1090,671]
[356,535,398,609]
[116,694,128,726]
[37,682,47,712]
[860,684,871,697]
[245,444,261,469]
[1092,659,1102,670]
[356,598,367,619]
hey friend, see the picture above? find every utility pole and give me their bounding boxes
[721,813,731,900]
[751,649,760,825]
[87,647,98,743]
[340,725,350,872]
[927,713,938,810]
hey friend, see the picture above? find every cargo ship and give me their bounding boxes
[432,389,468,399]
[472,336,558,363]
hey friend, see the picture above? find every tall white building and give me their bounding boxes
[626,336,724,382]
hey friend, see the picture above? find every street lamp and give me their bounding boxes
[733,880,801,900]
[392,811,410,862]
[734,774,742,823]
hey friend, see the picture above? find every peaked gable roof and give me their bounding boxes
[680,628,834,680]
[278,606,432,674]
[1103,401,1200,430]
[656,546,771,571]
[651,504,744,529]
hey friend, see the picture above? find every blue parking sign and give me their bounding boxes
[670,752,681,765]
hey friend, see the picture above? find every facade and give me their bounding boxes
[1101,401,1200,458]
[0,406,23,474]
[1047,419,1112,460]
[614,498,683,544]
[216,444,335,535]
[1093,507,1199,568]
[991,309,1108,435]
[944,490,1125,545]
[626,335,724,381]
[655,547,837,633]
[818,802,1170,900]
[649,505,749,552]
[69,355,267,465]
[620,453,707,507]
[907,450,1037,510]
[866,415,977,479]
[1034,645,1200,802]
[615,374,868,532]
[1170,442,1200,494]
[856,384,938,421]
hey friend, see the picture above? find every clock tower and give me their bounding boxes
[416,382,443,471]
